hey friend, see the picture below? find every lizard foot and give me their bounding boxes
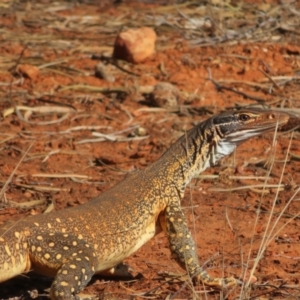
[195,271,242,289]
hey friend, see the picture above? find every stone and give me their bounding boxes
[95,62,115,82]
[113,27,156,64]
[17,64,40,80]
[149,82,180,108]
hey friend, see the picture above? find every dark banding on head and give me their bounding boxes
[212,112,239,137]
[200,109,291,146]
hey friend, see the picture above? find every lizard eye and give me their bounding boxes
[239,113,250,121]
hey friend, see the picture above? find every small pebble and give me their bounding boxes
[134,127,147,137]
[95,62,115,82]
[17,64,40,80]
[150,82,180,108]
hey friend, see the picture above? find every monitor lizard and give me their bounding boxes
[0,109,290,299]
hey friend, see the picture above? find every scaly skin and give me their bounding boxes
[0,109,290,299]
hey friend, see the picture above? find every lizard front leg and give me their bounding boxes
[160,199,237,288]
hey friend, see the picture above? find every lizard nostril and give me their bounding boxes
[269,113,275,119]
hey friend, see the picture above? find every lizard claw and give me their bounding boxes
[195,271,239,289]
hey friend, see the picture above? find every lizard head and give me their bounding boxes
[202,109,291,166]
[213,109,290,144]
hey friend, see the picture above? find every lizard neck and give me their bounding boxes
[147,118,236,190]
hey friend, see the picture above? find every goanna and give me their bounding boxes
[0,109,290,299]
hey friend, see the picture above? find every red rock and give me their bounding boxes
[113,27,156,64]
[17,64,40,80]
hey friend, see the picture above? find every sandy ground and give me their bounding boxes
[0,1,300,299]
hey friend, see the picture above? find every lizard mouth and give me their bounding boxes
[225,124,282,143]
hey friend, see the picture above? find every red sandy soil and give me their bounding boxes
[0,1,299,299]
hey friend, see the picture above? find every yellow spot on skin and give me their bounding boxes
[71,287,75,293]
[187,258,194,264]
[37,247,42,252]
[78,281,81,286]
[14,232,20,238]
[86,225,90,229]
[84,256,89,261]
[78,234,83,239]
[34,222,39,227]
[56,254,62,260]
[72,241,77,246]
[76,258,82,261]
[60,281,69,286]
[0,237,5,242]
[91,266,95,272]
[84,275,88,281]
[44,253,50,260]
[37,236,43,240]
[5,245,11,256]
[169,217,174,222]
[61,228,66,233]
[4,261,9,270]
[63,234,68,237]
[23,242,28,249]
[49,233,54,236]
[11,255,15,267]
[74,227,79,232]
[19,254,23,262]
[186,234,190,238]
[59,292,65,296]
[63,246,69,250]
[16,243,20,250]
[62,270,68,275]
[56,218,61,223]
[70,264,76,269]
[31,245,36,252]
[49,242,55,247]
[178,218,183,222]
[85,244,89,248]
[47,223,52,228]
[82,268,85,274]
[185,245,190,250]
[94,244,98,250]
[72,253,77,256]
